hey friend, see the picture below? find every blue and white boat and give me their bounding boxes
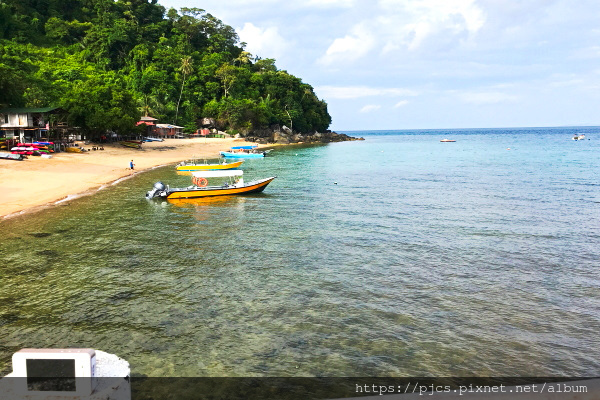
[220,145,267,158]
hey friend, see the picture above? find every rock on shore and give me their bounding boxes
[244,124,364,144]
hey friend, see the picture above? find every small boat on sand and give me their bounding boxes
[176,159,243,172]
[0,152,25,161]
[120,140,143,148]
[120,141,142,148]
[66,144,87,153]
[146,170,275,200]
[440,139,456,142]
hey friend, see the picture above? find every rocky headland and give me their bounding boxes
[198,118,364,144]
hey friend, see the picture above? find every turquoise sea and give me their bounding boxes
[0,127,599,377]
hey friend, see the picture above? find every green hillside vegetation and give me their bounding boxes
[0,0,332,138]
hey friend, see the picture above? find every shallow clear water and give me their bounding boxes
[1,127,599,377]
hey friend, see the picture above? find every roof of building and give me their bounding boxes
[156,124,184,129]
[140,116,158,121]
[0,107,64,114]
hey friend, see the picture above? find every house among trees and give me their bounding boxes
[155,124,184,138]
[136,116,184,138]
[0,107,69,142]
[136,116,158,137]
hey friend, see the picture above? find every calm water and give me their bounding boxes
[1,127,599,377]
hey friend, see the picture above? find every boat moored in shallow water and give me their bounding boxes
[220,145,268,158]
[146,169,276,199]
[176,159,243,171]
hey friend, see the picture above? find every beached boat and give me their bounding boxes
[144,137,164,142]
[65,146,85,153]
[146,169,276,200]
[0,152,25,161]
[176,160,243,172]
[440,139,456,142]
[120,140,142,148]
[220,145,267,158]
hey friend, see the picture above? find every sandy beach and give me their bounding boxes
[0,137,265,219]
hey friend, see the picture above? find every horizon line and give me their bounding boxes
[334,125,600,132]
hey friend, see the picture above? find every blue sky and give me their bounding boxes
[160,0,600,130]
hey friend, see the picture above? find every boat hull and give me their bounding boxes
[220,151,265,158]
[165,177,275,199]
[176,161,244,171]
[0,152,25,161]
[120,141,142,148]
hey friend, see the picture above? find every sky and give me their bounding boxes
[159,0,600,130]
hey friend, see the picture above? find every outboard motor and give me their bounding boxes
[146,181,167,199]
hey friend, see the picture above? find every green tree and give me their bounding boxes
[62,74,140,139]
[174,55,193,125]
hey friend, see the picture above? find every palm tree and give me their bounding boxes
[174,56,193,125]
[138,93,163,117]
[284,105,293,132]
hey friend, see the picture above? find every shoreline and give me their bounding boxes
[0,138,269,221]
[1,163,170,221]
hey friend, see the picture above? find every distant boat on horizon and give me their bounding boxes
[440,139,456,142]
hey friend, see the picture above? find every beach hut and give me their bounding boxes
[155,124,184,138]
[0,107,68,142]
[136,116,158,137]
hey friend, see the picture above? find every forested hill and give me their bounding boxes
[0,0,332,137]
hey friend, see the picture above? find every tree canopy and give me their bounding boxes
[0,0,331,138]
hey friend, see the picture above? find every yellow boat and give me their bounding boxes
[146,170,275,200]
[176,160,243,171]
[65,146,85,153]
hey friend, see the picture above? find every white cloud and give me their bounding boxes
[378,0,486,51]
[318,24,375,65]
[304,0,354,7]
[237,22,287,60]
[458,91,518,105]
[394,100,409,108]
[318,0,486,64]
[315,86,418,99]
[570,45,600,60]
[360,105,381,113]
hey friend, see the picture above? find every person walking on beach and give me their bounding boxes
[129,160,135,170]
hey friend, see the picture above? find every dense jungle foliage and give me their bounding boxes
[0,0,332,137]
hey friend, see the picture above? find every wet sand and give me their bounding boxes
[0,138,265,219]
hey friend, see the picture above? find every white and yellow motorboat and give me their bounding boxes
[146,170,275,200]
[175,159,243,172]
